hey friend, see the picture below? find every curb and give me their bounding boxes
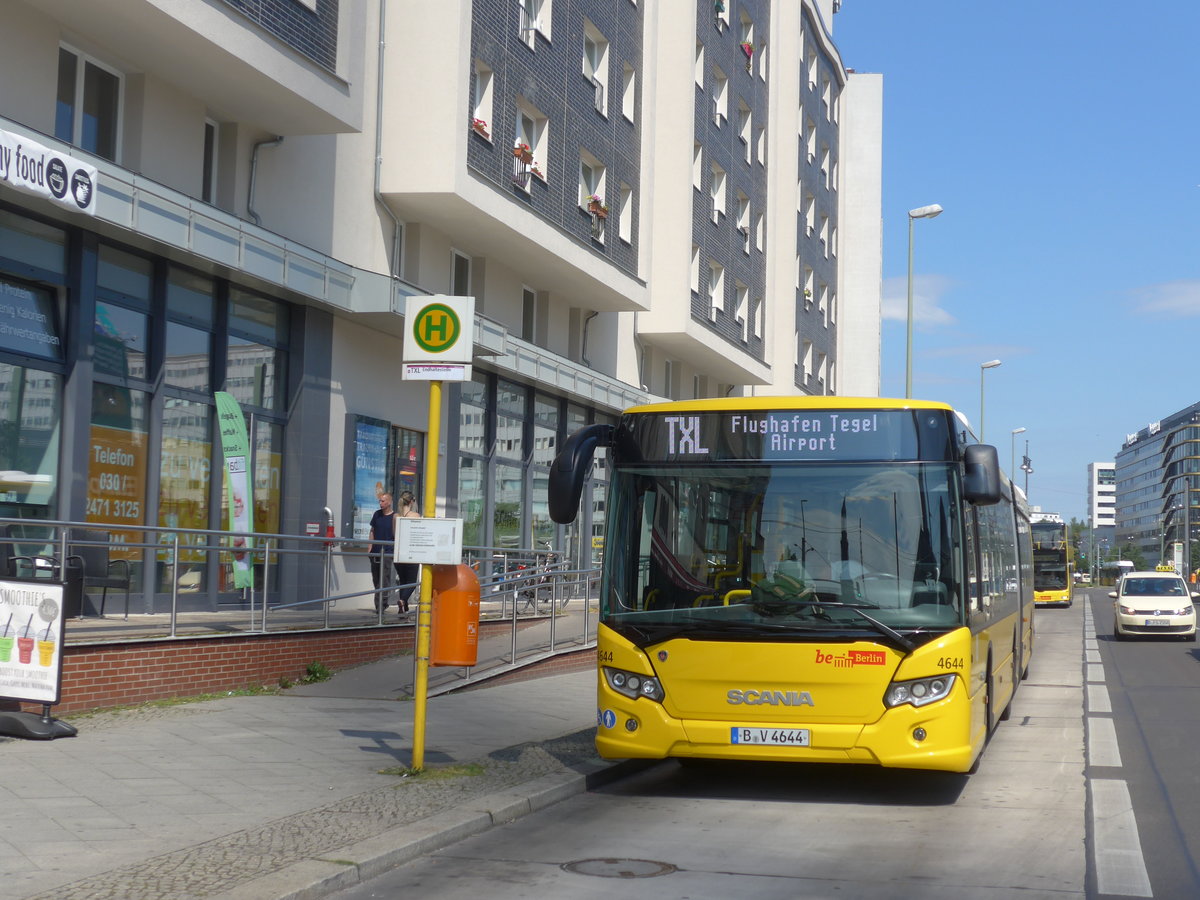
[210,758,652,900]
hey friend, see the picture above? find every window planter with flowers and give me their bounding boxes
[513,142,534,164]
[740,42,755,73]
[531,164,544,181]
[471,118,490,138]
[586,194,608,218]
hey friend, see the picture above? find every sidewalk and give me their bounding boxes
[0,656,621,900]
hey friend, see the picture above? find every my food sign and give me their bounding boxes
[402,295,474,381]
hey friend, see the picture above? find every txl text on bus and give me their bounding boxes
[549,397,1034,773]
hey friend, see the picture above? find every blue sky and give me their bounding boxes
[832,1,1200,523]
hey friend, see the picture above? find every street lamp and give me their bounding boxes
[1010,427,1026,477]
[905,203,943,399]
[978,359,1001,442]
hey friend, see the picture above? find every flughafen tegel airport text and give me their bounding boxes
[664,413,880,456]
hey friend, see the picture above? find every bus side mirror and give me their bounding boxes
[963,444,1001,505]
[549,424,614,524]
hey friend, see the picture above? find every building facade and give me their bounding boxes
[1114,404,1200,569]
[0,0,880,611]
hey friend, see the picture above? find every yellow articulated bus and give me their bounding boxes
[1030,513,1072,607]
[549,397,1034,773]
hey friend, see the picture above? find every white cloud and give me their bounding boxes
[1133,280,1200,315]
[881,274,957,326]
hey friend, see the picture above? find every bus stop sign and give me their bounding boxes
[402,295,474,381]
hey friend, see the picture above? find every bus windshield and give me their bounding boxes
[604,461,965,640]
[1031,522,1068,590]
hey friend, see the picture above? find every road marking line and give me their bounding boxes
[1091,778,1153,897]
[1087,683,1112,714]
[1088,716,1122,768]
[1086,648,1101,663]
[1087,663,1106,683]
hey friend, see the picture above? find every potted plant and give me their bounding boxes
[472,117,490,137]
[513,142,534,164]
[740,42,755,58]
[803,288,812,299]
[586,194,608,217]
[531,164,544,180]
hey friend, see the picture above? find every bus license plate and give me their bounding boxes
[731,727,810,746]
[1145,618,1170,626]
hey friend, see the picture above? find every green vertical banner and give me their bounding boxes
[214,391,254,589]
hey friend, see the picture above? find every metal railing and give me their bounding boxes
[0,518,599,655]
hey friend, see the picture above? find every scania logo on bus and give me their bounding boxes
[727,689,814,706]
[815,649,887,668]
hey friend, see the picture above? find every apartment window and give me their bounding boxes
[822,76,832,119]
[819,282,829,325]
[820,144,831,188]
[451,250,471,295]
[754,212,764,252]
[830,225,838,258]
[707,261,724,320]
[735,281,749,339]
[664,360,677,400]
[805,117,816,162]
[817,352,828,391]
[522,287,548,346]
[202,120,218,204]
[690,244,701,293]
[737,101,752,162]
[579,153,606,209]
[582,21,609,116]
[802,340,813,381]
[752,296,764,339]
[712,66,728,125]
[55,46,121,162]
[695,41,705,88]
[736,192,750,254]
[758,43,768,82]
[514,102,547,187]
[804,193,816,236]
[473,62,494,137]
[820,214,830,257]
[829,290,837,325]
[709,163,726,223]
[803,266,814,306]
[715,0,730,31]
[618,183,633,243]
[754,125,766,165]
[622,63,636,121]
[807,51,818,91]
[519,0,552,46]
[692,141,703,190]
[693,374,708,399]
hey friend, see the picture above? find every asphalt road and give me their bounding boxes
[329,600,1089,899]
[1086,585,1200,898]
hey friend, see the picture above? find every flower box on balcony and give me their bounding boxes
[513,143,534,164]
[587,198,608,218]
[471,118,490,138]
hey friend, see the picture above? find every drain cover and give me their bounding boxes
[562,858,677,879]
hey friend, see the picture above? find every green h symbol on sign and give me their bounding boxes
[414,304,461,353]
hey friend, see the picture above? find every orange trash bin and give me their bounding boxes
[430,563,481,666]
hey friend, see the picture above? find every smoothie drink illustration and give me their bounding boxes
[37,626,55,667]
[0,613,11,662]
[16,613,34,663]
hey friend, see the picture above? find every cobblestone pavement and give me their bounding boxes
[21,731,601,900]
[1,666,607,900]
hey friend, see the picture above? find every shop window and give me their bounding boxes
[0,211,67,278]
[158,398,212,581]
[0,278,63,362]
[226,290,289,412]
[94,301,148,380]
[0,363,61,517]
[87,382,148,570]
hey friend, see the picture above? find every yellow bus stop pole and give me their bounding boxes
[410,378,441,771]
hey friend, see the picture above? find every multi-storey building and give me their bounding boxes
[1086,461,1115,567]
[0,0,880,611]
[1114,404,1200,568]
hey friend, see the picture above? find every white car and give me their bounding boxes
[1110,571,1198,641]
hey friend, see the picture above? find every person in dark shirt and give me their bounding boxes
[368,493,400,613]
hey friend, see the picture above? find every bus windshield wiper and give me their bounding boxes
[825,602,915,655]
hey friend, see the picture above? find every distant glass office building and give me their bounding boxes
[1114,403,1200,568]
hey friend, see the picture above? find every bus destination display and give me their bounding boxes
[620,409,951,463]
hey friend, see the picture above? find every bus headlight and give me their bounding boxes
[604,667,665,702]
[884,673,955,708]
